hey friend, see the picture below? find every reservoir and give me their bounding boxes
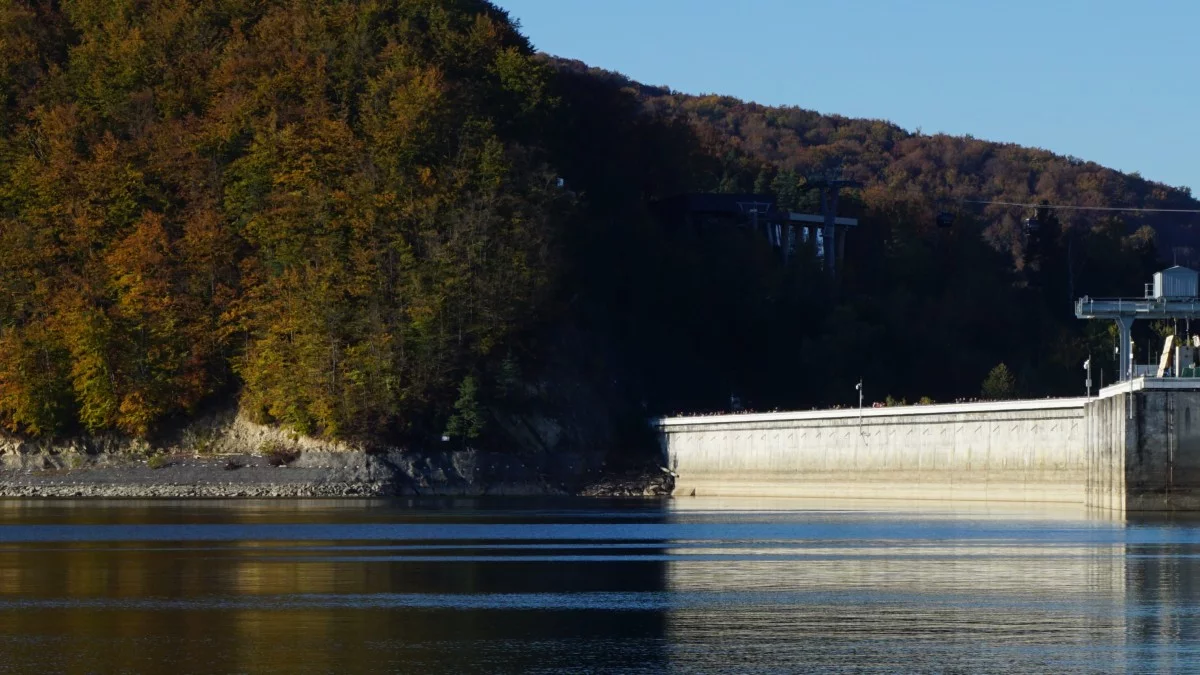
[0,498,1197,673]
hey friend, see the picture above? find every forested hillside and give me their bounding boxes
[0,0,569,442]
[0,0,1191,455]
[546,58,1197,414]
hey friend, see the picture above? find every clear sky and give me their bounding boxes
[498,0,1200,194]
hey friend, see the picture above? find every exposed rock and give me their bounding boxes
[0,410,667,498]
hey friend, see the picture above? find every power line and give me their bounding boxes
[961,199,1200,214]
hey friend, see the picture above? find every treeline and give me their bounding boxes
[0,0,566,440]
[556,56,1198,266]
[0,0,1187,447]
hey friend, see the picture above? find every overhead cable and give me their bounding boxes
[961,199,1200,214]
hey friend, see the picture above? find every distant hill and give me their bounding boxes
[539,54,1195,412]
[548,56,1200,267]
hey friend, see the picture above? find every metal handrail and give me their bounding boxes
[1078,297,1200,302]
[1076,297,1200,316]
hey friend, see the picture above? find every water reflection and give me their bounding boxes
[0,499,671,674]
[1124,520,1200,673]
[660,500,1200,673]
[1,499,1200,672]
[665,540,1130,671]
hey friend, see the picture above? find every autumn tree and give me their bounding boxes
[0,0,564,440]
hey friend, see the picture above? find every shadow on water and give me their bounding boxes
[0,498,672,674]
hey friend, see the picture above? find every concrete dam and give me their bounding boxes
[657,379,1200,511]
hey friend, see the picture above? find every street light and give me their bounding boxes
[856,380,865,440]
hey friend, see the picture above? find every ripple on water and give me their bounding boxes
[0,498,1196,673]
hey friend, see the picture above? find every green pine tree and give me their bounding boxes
[981,363,1017,400]
[445,376,485,440]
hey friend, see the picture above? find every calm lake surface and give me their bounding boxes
[0,498,1197,674]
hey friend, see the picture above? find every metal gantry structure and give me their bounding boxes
[1076,266,1200,381]
[655,192,859,275]
[805,171,864,278]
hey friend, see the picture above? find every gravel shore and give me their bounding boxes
[0,453,387,498]
[0,450,673,498]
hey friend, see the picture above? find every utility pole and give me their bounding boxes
[805,169,863,279]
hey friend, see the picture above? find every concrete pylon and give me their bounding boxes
[1116,316,1134,380]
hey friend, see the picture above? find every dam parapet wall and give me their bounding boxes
[658,380,1200,511]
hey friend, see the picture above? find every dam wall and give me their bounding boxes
[1086,380,1200,511]
[659,399,1089,503]
[659,380,1200,510]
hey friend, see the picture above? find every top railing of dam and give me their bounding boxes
[655,397,1090,427]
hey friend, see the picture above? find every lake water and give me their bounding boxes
[0,498,1197,674]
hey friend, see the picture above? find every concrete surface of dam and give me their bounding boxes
[657,379,1200,511]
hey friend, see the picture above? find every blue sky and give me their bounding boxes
[498,0,1200,194]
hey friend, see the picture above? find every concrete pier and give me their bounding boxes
[658,379,1200,511]
[1086,380,1200,511]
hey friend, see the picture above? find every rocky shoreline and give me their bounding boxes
[0,450,673,498]
[0,411,673,499]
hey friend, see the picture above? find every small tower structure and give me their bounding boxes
[1076,267,1200,381]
